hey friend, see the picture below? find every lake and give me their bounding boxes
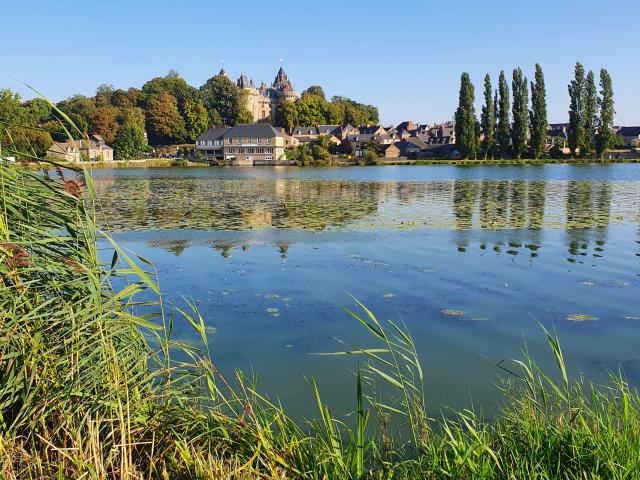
[94,164,640,418]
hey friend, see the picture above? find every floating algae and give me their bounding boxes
[204,326,217,334]
[441,309,465,316]
[566,314,598,322]
[382,293,395,298]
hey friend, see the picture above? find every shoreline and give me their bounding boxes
[19,156,640,170]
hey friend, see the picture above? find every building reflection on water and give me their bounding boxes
[94,176,640,259]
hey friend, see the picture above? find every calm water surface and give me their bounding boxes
[95,165,640,418]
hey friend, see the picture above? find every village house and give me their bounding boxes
[380,142,401,158]
[397,137,428,157]
[46,135,114,163]
[342,133,394,157]
[358,125,387,135]
[617,126,640,147]
[195,124,287,165]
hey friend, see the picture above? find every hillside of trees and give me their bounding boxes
[0,71,379,161]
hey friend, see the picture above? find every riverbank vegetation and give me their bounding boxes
[2,143,640,478]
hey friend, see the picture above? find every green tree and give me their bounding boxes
[497,71,510,159]
[275,101,299,132]
[568,62,586,158]
[331,96,379,126]
[454,72,478,159]
[208,108,222,127]
[363,148,379,165]
[295,95,328,127]
[56,95,96,135]
[302,86,326,100]
[94,84,116,107]
[118,107,145,131]
[582,70,598,157]
[183,99,209,142]
[480,74,495,159]
[595,68,615,158]
[511,67,529,159]
[529,63,548,159]
[145,91,186,145]
[113,121,147,160]
[23,98,52,125]
[199,74,242,125]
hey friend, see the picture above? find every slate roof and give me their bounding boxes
[292,127,317,136]
[346,133,392,143]
[196,127,231,142]
[317,125,341,135]
[618,126,640,137]
[223,123,282,138]
[359,125,386,135]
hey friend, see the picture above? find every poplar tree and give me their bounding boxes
[511,67,529,159]
[529,63,548,159]
[493,90,498,158]
[568,62,586,158]
[582,70,598,157]
[454,72,478,159]
[596,69,615,158]
[497,70,510,159]
[480,74,496,159]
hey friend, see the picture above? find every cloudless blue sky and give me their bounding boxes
[3,0,639,125]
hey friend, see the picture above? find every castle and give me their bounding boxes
[220,64,300,122]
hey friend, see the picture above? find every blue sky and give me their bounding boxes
[3,0,639,125]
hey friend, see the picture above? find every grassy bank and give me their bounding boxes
[381,157,640,166]
[2,161,640,479]
[17,158,208,170]
[15,156,640,170]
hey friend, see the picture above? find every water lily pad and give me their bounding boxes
[566,314,598,322]
[441,309,465,316]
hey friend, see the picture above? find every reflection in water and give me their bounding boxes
[98,168,640,417]
[95,176,640,258]
[95,177,639,232]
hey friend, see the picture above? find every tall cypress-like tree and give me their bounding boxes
[480,74,495,159]
[568,62,586,158]
[511,67,529,159]
[454,72,478,159]
[493,90,498,158]
[582,70,598,157]
[497,70,510,159]
[529,63,548,159]
[596,69,615,158]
